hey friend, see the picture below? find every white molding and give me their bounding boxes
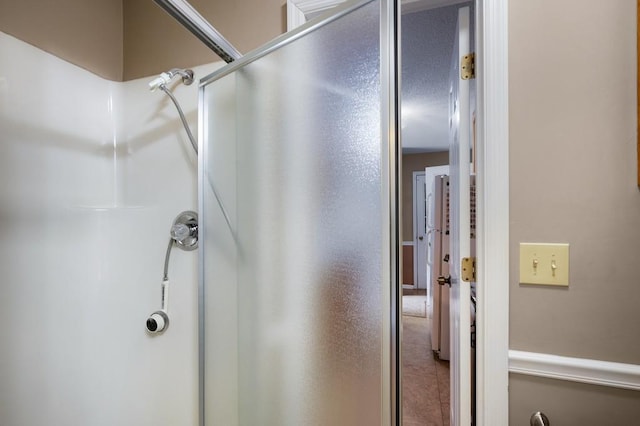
[509,350,640,391]
[286,2,307,31]
[474,0,510,424]
[287,0,345,30]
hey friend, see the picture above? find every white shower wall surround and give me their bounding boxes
[0,32,219,426]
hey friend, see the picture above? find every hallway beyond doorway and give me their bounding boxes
[403,290,451,425]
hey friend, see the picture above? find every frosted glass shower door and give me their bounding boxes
[199,1,398,425]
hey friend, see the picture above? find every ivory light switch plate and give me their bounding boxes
[519,243,569,286]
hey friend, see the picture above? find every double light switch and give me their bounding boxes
[519,243,570,286]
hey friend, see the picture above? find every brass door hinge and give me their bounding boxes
[461,53,475,80]
[461,257,476,282]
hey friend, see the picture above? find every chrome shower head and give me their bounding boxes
[148,68,194,91]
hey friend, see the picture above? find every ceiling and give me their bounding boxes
[401,1,472,153]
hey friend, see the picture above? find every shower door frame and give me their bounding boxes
[288,0,511,424]
[198,0,401,424]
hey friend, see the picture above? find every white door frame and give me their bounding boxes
[412,171,425,290]
[449,7,472,424]
[286,1,509,424]
[423,165,450,307]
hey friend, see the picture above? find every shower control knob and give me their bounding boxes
[170,211,198,251]
[171,223,191,242]
[146,310,169,334]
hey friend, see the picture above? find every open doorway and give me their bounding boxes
[285,0,513,422]
[400,1,475,425]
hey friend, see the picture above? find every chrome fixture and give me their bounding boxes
[530,411,550,426]
[148,68,194,91]
[163,210,199,282]
[153,0,241,63]
[146,211,199,335]
[170,210,199,252]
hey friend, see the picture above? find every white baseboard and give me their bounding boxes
[509,350,640,391]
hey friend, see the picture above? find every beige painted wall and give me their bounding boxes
[401,152,449,242]
[510,0,639,365]
[123,0,286,80]
[509,375,640,424]
[0,0,285,81]
[509,0,639,421]
[0,0,123,81]
[123,0,217,81]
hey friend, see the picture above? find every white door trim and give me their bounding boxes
[423,164,450,309]
[474,1,509,424]
[285,1,510,424]
[287,0,341,30]
[449,8,472,424]
[412,171,425,289]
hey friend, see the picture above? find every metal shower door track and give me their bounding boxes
[153,0,242,63]
[199,0,375,87]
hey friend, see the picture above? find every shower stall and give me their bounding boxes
[0,30,220,425]
[1,0,402,424]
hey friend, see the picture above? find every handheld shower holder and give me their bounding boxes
[148,68,194,91]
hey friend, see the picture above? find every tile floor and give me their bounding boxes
[402,296,450,426]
